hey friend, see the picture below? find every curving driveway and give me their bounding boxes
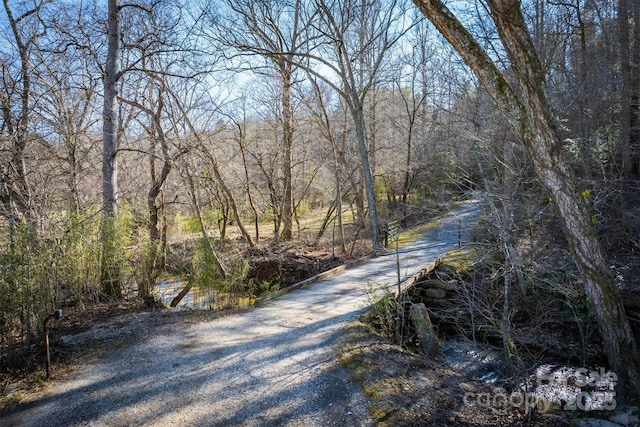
[2,199,482,427]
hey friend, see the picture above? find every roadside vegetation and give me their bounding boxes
[2,0,640,411]
[351,183,640,423]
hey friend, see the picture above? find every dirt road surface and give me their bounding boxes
[2,200,481,426]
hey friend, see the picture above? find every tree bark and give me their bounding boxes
[413,0,640,399]
[280,62,294,241]
[2,0,38,236]
[629,1,640,177]
[102,0,119,218]
[617,0,640,176]
[144,109,172,298]
[170,280,193,308]
[352,99,379,247]
[100,0,121,299]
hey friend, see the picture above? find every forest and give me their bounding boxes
[1,0,639,407]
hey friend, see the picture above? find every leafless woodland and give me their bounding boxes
[1,0,639,400]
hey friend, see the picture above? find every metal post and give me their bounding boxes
[43,314,53,379]
[395,233,401,292]
[43,309,63,379]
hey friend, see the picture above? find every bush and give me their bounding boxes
[0,208,137,370]
[189,239,250,309]
[174,209,219,234]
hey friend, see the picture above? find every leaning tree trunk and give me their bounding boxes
[413,0,640,399]
[525,107,640,399]
[143,144,171,298]
[184,167,227,280]
[169,89,255,247]
[236,128,260,242]
[199,149,254,247]
[490,0,640,399]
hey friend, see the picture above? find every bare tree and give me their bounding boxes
[102,0,119,218]
[225,104,261,243]
[388,16,432,217]
[1,0,50,238]
[119,78,177,297]
[34,33,101,215]
[413,0,640,399]
[619,0,640,177]
[98,0,122,298]
[166,86,255,248]
[204,0,308,242]
[99,0,186,298]
[303,0,411,249]
[301,76,348,252]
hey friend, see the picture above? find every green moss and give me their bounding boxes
[339,353,370,384]
[369,404,393,421]
[439,248,478,272]
[396,220,439,246]
[0,390,23,410]
[338,322,412,423]
[395,202,463,247]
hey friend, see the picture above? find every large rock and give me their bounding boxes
[409,303,440,358]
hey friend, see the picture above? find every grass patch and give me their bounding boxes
[338,321,428,425]
[395,202,463,247]
[0,390,23,410]
[438,247,478,272]
[395,219,440,247]
[337,320,563,426]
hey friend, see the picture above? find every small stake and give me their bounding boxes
[43,309,63,379]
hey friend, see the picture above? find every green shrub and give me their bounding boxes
[174,209,219,234]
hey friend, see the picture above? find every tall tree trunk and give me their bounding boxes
[280,63,294,241]
[102,0,119,218]
[143,128,171,298]
[68,148,81,215]
[119,83,174,298]
[3,0,37,236]
[101,0,121,298]
[575,3,593,177]
[333,145,346,254]
[352,98,379,248]
[630,0,640,177]
[402,119,413,212]
[619,0,640,177]
[368,89,378,177]
[619,0,632,176]
[413,0,640,399]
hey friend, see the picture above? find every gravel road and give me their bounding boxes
[2,200,481,427]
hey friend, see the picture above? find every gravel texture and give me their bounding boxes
[1,200,481,426]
